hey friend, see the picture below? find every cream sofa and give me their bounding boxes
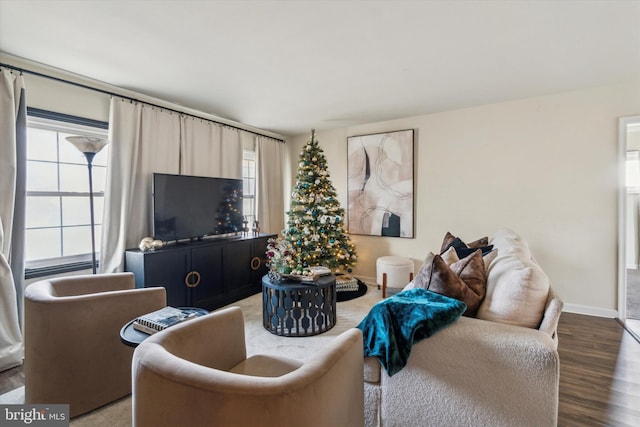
[363,229,563,427]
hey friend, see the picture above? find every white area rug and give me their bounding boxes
[0,386,24,404]
[67,283,381,426]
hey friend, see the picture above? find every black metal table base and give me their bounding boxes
[262,274,336,337]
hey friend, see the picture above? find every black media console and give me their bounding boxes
[125,233,275,310]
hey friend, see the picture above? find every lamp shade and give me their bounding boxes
[66,136,109,154]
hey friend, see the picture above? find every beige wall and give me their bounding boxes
[2,55,111,121]
[6,54,640,315]
[1,54,282,146]
[288,82,640,315]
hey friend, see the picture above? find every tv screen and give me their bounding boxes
[152,173,244,242]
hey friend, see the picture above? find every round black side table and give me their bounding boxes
[262,274,336,337]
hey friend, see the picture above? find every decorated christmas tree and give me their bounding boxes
[282,130,357,274]
[215,183,243,234]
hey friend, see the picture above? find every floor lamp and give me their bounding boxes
[66,136,109,274]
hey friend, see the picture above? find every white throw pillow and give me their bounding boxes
[490,228,531,257]
[477,229,550,329]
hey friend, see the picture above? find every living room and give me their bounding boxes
[1,1,639,426]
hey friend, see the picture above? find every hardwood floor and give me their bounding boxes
[1,313,639,425]
[557,313,640,427]
[0,364,23,395]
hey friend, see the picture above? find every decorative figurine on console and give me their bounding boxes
[139,237,164,252]
[252,219,260,235]
[242,216,249,235]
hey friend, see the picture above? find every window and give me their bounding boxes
[25,110,109,276]
[242,149,256,221]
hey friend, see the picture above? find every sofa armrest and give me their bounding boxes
[538,287,563,339]
[378,316,559,427]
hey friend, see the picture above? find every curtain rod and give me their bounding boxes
[0,62,285,143]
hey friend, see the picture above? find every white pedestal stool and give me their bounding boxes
[376,256,414,298]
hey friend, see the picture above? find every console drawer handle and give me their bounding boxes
[185,271,201,287]
[250,257,261,271]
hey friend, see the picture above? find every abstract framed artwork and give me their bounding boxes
[347,129,414,238]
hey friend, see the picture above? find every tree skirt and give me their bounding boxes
[337,279,368,302]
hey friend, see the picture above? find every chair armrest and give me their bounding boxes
[25,273,137,300]
[55,272,136,296]
[25,286,167,351]
[140,306,248,372]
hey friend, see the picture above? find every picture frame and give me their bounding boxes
[347,129,414,238]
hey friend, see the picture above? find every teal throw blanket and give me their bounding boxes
[357,288,466,376]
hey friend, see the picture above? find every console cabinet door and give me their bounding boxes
[223,240,253,301]
[190,244,224,310]
[126,247,190,307]
[251,236,270,284]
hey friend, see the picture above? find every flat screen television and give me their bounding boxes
[152,173,244,242]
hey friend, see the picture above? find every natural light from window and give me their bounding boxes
[26,116,257,270]
[25,116,108,268]
[242,149,256,222]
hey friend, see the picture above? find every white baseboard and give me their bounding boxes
[563,303,618,318]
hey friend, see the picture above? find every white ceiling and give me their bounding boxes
[1,0,639,137]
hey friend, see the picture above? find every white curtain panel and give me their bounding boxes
[0,69,25,371]
[0,221,22,371]
[0,70,24,262]
[255,136,285,234]
[221,127,243,179]
[100,97,181,273]
[180,117,242,178]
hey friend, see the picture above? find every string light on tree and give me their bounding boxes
[282,129,358,274]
